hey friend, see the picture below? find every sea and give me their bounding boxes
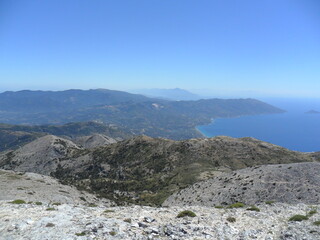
[197,98,320,152]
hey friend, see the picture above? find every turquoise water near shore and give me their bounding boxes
[197,99,320,152]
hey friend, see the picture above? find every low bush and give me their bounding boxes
[215,206,224,209]
[104,209,115,213]
[10,199,26,204]
[246,206,260,212]
[313,220,320,226]
[227,202,245,208]
[79,197,86,201]
[288,214,308,222]
[46,207,56,211]
[177,210,196,218]
[75,232,86,236]
[307,208,317,217]
[226,217,236,223]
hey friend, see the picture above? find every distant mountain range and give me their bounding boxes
[0,89,284,139]
[306,110,320,114]
[131,88,202,100]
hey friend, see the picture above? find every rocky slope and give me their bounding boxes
[1,201,320,240]
[164,162,320,207]
[0,135,82,175]
[74,134,117,149]
[0,169,112,206]
[1,135,315,206]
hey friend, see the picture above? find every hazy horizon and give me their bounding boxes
[1,87,320,101]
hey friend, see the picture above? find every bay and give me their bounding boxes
[197,98,320,152]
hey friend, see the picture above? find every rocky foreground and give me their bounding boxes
[1,201,320,240]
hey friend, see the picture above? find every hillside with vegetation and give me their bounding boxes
[0,122,131,151]
[0,135,315,206]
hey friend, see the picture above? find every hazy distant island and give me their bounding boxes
[131,88,202,101]
[305,110,320,114]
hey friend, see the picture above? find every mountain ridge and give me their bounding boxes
[0,121,131,152]
[0,134,315,206]
[131,88,201,101]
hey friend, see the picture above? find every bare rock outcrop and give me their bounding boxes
[1,201,320,239]
[0,169,112,206]
[74,134,117,149]
[164,162,320,206]
[0,135,82,175]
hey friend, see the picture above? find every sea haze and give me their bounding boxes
[197,98,320,152]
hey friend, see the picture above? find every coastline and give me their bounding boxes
[194,112,320,152]
[195,112,285,139]
[195,119,215,138]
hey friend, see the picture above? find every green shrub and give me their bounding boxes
[104,209,115,213]
[307,208,317,217]
[109,231,117,236]
[177,210,196,218]
[265,201,275,205]
[10,199,26,204]
[227,202,245,208]
[80,197,86,202]
[35,202,42,205]
[215,206,224,209]
[123,218,132,223]
[246,206,260,212]
[289,215,309,222]
[52,202,61,206]
[75,232,86,236]
[88,203,97,207]
[46,207,56,211]
[313,220,320,226]
[227,217,236,223]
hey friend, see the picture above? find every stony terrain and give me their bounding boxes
[74,134,117,149]
[1,201,320,240]
[164,162,320,207]
[0,135,82,175]
[0,169,112,206]
[0,135,316,206]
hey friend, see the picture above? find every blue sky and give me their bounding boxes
[1,0,320,97]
